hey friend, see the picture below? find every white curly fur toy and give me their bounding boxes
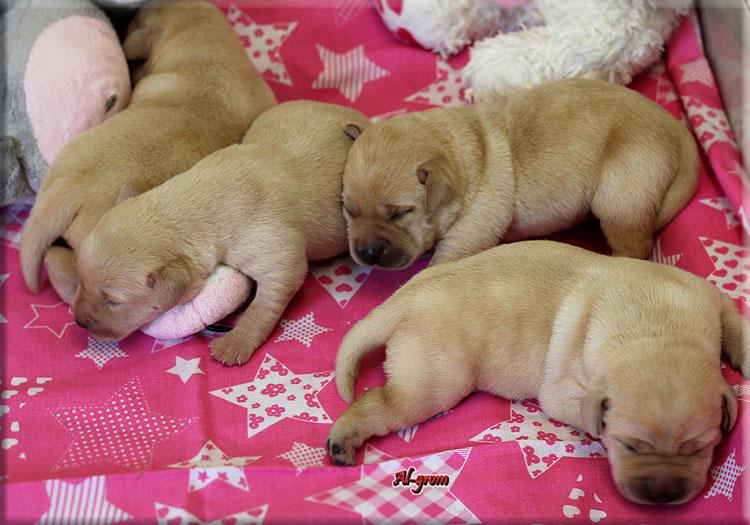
[374,0,692,100]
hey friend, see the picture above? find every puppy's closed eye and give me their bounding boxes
[106,300,123,307]
[390,207,414,221]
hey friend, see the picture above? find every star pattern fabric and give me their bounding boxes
[227,5,297,86]
[649,238,682,266]
[37,476,131,525]
[307,447,479,524]
[700,237,749,304]
[76,337,128,369]
[168,439,259,492]
[24,302,75,338]
[274,312,331,348]
[309,255,372,308]
[277,441,327,470]
[405,58,469,108]
[700,196,741,229]
[166,357,205,384]
[311,44,389,102]
[210,353,334,439]
[704,449,745,500]
[51,377,197,471]
[471,400,606,478]
[682,96,737,151]
[155,503,268,525]
[678,58,713,86]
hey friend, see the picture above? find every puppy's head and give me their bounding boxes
[582,347,737,505]
[341,120,465,269]
[73,209,203,341]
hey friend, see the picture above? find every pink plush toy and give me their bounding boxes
[141,265,254,339]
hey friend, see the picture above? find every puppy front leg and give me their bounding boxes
[45,246,80,304]
[720,294,749,379]
[209,254,307,366]
[430,209,512,266]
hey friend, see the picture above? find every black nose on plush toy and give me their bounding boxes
[632,476,688,504]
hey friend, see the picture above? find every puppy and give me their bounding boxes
[341,79,698,269]
[73,101,370,365]
[328,241,747,505]
[20,0,276,298]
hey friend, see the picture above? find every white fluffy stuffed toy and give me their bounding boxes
[375,0,692,100]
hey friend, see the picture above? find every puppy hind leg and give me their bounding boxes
[719,293,749,379]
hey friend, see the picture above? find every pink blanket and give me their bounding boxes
[2,3,746,523]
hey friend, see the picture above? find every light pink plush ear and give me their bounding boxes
[140,265,254,340]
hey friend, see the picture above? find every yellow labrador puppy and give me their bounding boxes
[329,241,746,505]
[21,0,276,297]
[73,101,370,365]
[341,79,698,269]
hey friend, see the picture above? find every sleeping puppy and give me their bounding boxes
[341,79,699,269]
[73,101,370,365]
[21,0,276,298]
[328,241,747,505]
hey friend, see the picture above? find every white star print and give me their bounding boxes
[38,476,131,525]
[679,58,713,86]
[700,196,741,229]
[649,238,682,266]
[704,449,745,500]
[210,353,334,439]
[168,439,259,492]
[307,446,479,523]
[24,302,75,338]
[76,337,128,369]
[227,5,297,86]
[311,44,389,102]
[51,377,197,471]
[277,441,327,471]
[405,58,469,108]
[274,312,331,348]
[471,399,606,478]
[155,503,268,525]
[166,357,205,384]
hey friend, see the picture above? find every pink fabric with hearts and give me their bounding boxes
[1,3,745,524]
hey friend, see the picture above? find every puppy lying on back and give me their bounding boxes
[73,101,370,365]
[329,241,747,505]
[20,0,276,298]
[341,79,698,269]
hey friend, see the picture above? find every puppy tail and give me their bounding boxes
[20,190,80,293]
[336,304,398,403]
[654,128,700,231]
[719,293,749,379]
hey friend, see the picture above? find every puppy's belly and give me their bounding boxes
[505,200,590,241]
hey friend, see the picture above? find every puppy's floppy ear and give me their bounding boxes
[417,155,463,211]
[720,380,738,433]
[147,258,191,311]
[343,124,363,141]
[581,387,609,438]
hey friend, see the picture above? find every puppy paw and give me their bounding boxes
[209,333,254,366]
[326,436,357,467]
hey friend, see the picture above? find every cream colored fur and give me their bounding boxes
[73,101,370,365]
[342,79,698,269]
[21,0,276,296]
[330,241,747,505]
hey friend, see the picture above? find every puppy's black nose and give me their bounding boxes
[633,476,688,504]
[75,318,89,330]
[357,240,388,266]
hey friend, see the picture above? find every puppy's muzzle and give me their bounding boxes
[75,315,92,330]
[631,476,688,504]
[357,239,389,266]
